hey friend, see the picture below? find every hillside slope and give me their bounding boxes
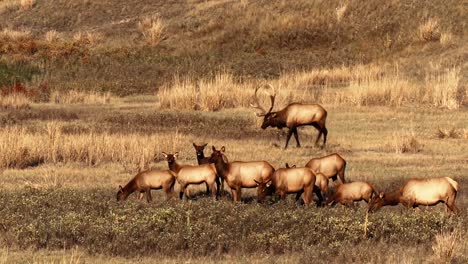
[0,0,466,95]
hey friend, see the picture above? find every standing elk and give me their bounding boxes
[208,146,274,202]
[116,169,176,203]
[251,85,328,149]
[162,152,217,200]
[193,142,224,196]
[305,153,346,184]
[258,164,323,206]
[368,177,459,214]
[286,163,329,200]
[325,181,378,210]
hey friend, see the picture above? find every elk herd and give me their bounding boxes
[117,86,460,214]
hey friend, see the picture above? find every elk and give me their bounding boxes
[258,164,323,206]
[208,146,274,202]
[162,152,217,200]
[305,153,346,183]
[116,169,176,203]
[368,177,459,214]
[325,181,378,210]
[193,142,224,196]
[251,85,328,149]
[286,163,329,200]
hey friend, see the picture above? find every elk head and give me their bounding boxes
[162,152,179,170]
[209,146,227,164]
[250,85,282,129]
[254,179,274,198]
[368,192,385,212]
[285,163,296,168]
[193,143,208,159]
[116,185,125,201]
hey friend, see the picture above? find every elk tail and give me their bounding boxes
[445,177,458,192]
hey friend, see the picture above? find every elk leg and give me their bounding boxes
[230,188,237,202]
[322,126,328,146]
[179,184,187,200]
[138,192,144,201]
[284,128,294,149]
[236,187,242,202]
[311,123,322,146]
[338,166,346,184]
[205,182,210,195]
[293,127,301,147]
[295,192,302,201]
[313,186,324,207]
[209,182,216,200]
[146,188,152,203]
[164,187,172,200]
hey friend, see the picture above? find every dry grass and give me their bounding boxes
[19,0,34,11]
[335,3,348,23]
[0,28,31,41]
[50,90,112,104]
[425,68,462,109]
[418,18,441,42]
[138,16,165,46]
[440,31,455,47]
[44,30,61,43]
[72,31,103,47]
[432,228,464,263]
[435,127,461,139]
[391,129,423,154]
[0,123,191,170]
[0,93,31,109]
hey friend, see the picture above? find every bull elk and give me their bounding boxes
[162,152,217,200]
[193,142,224,196]
[325,181,378,210]
[251,85,328,149]
[116,169,176,203]
[286,163,329,200]
[368,177,459,214]
[208,146,274,202]
[258,164,323,206]
[305,153,346,183]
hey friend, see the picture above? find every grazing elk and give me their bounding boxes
[162,152,217,200]
[368,177,459,214]
[193,142,224,196]
[116,169,176,203]
[286,163,329,200]
[258,164,323,206]
[208,146,274,202]
[305,153,346,184]
[251,85,328,149]
[325,181,378,210]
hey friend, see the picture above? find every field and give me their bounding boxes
[1,0,467,263]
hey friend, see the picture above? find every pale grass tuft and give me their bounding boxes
[418,18,440,42]
[138,16,165,46]
[425,68,462,109]
[0,28,31,41]
[44,30,62,43]
[432,228,463,263]
[336,3,348,23]
[72,31,103,47]
[440,31,455,47]
[50,90,112,104]
[391,129,423,154]
[19,0,34,10]
[0,94,31,109]
[435,127,460,139]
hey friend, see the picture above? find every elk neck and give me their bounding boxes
[382,188,403,206]
[168,160,183,174]
[213,156,229,179]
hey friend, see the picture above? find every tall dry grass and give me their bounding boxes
[425,67,462,109]
[0,94,31,109]
[432,228,464,263]
[0,123,190,170]
[19,0,34,10]
[50,90,112,104]
[138,16,165,46]
[418,18,441,42]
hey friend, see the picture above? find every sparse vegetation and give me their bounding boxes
[138,16,165,46]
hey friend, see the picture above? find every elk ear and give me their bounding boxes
[202,143,208,148]
[271,113,277,118]
[266,180,272,188]
[212,146,216,152]
[285,163,289,168]
[254,179,261,186]
[119,185,123,191]
[221,146,226,152]
[192,143,197,148]
[174,152,179,159]
[379,192,384,198]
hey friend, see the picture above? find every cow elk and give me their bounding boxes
[259,164,323,206]
[325,181,378,210]
[251,85,328,149]
[208,146,274,202]
[116,169,176,203]
[286,163,329,200]
[192,142,224,195]
[305,153,346,183]
[162,152,217,200]
[368,177,459,214]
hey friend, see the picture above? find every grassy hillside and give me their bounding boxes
[0,0,466,95]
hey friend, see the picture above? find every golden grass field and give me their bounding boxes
[0,0,467,263]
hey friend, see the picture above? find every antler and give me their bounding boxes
[250,85,277,117]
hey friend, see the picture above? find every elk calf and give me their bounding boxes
[251,85,328,149]
[162,152,217,200]
[117,169,176,203]
[326,181,378,209]
[305,153,346,183]
[368,177,459,213]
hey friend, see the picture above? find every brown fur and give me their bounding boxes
[326,181,378,209]
[116,169,176,203]
[193,142,224,197]
[251,86,328,149]
[209,146,274,202]
[305,153,346,183]
[368,177,459,213]
[162,152,217,200]
[286,163,329,201]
